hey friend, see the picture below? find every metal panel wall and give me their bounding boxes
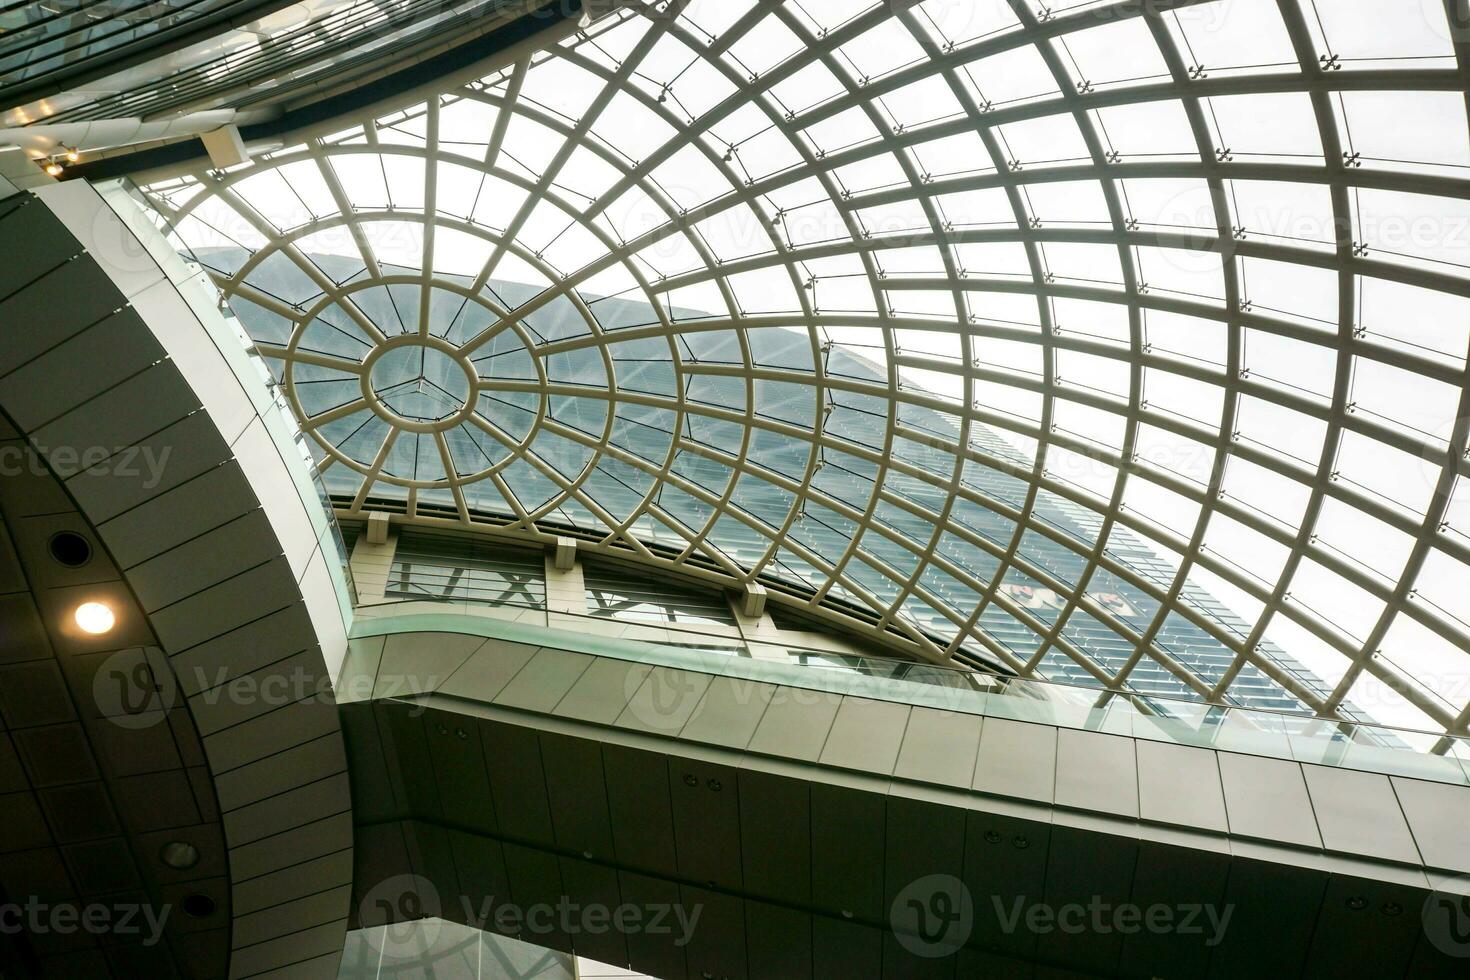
[0,186,355,979]
[337,628,1470,978]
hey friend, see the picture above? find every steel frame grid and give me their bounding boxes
[134,0,1470,747]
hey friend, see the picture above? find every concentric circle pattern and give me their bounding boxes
[365,339,476,430]
[141,0,1470,744]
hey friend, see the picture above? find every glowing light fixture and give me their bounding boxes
[74,601,115,635]
[42,159,63,177]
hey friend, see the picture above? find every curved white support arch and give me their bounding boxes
[135,0,1470,745]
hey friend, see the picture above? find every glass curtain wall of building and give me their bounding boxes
[135,0,1470,746]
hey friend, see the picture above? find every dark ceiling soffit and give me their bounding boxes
[3,0,305,114]
[65,0,588,184]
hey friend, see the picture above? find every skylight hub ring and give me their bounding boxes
[359,333,482,434]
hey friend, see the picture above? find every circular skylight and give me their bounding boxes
[365,339,477,428]
[138,0,1470,745]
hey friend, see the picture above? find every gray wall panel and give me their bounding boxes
[810,783,884,922]
[1218,753,1322,849]
[541,731,615,860]
[127,509,278,613]
[668,757,742,891]
[819,696,910,774]
[437,638,541,704]
[1392,777,1470,874]
[894,707,982,789]
[617,666,712,735]
[149,555,300,651]
[65,411,230,522]
[603,744,677,878]
[548,655,646,724]
[558,857,627,967]
[225,921,347,978]
[1036,825,1138,971]
[481,721,555,847]
[0,308,161,430]
[215,733,347,813]
[1206,857,1325,980]
[98,460,259,567]
[883,795,966,928]
[745,900,812,980]
[962,809,1050,958]
[494,648,593,713]
[222,772,353,847]
[1301,873,1424,979]
[0,198,81,296]
[746,686,840,762]
[421,707,497,833]
[34,362,197,469]
[973,718,1056,803]
[233,850,354,917]
[1136,740,1228,833]
[1303,766,1421,865]
[1054,729,1138,818]
[679,885,747,980]
[374,632,485,700]
[1117,840,1229,977]
[812,915,880,978]
[171,603,316,696]
[0,261,122,374]
[738,768,810,907]
[366,727,432,839]
[204,699,343,774]
[620,870,689,980]
[232,885,353,949]
[229,812,355,882]
[680,675,774,749]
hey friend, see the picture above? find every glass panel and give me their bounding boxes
[138,0,1470,749]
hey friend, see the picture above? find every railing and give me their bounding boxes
[353,598,1470,786]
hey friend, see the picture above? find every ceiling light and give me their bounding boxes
[160,841,200,870]
[48,531,93,568]
[62,145,79,163]
[74,601,115,635]
[42,159,63,177]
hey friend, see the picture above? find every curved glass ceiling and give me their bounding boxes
[0,0,237,91]
[139,0,1470,744]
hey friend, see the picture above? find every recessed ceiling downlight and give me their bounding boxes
[48,531,93,567]
[74,601,116,635]
[181,894,216,918]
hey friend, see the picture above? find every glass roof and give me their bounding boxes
[137,0,1470,744]
[0,0,238,91]
[2,0,543,126]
